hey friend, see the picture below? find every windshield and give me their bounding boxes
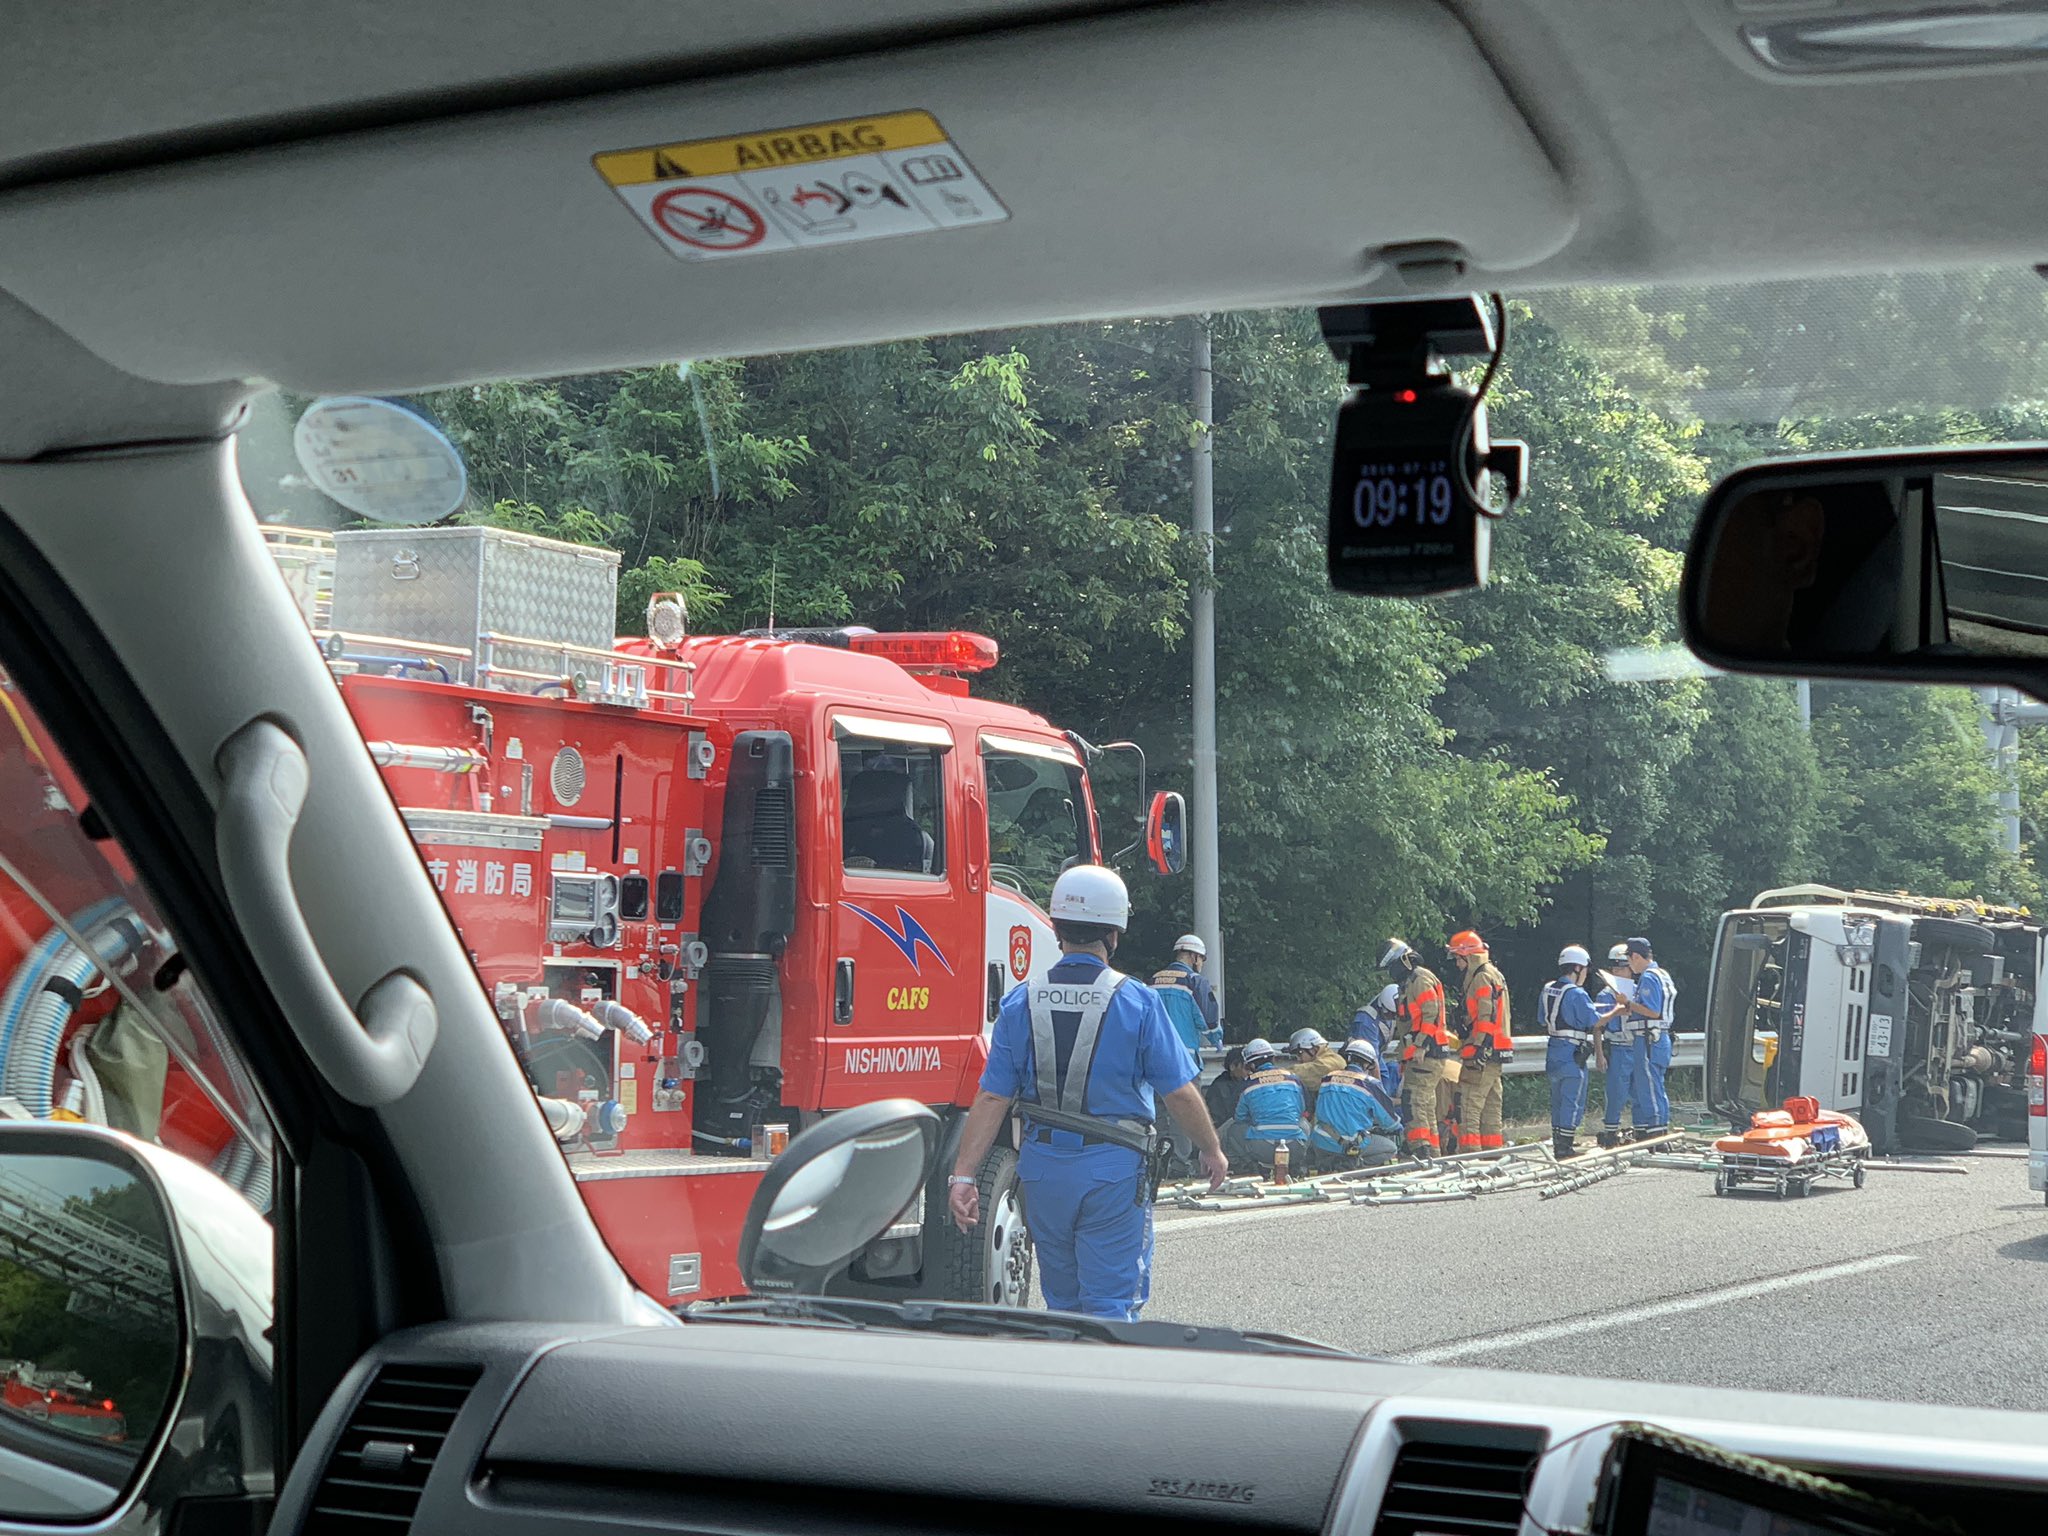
[231,267,2048,1413]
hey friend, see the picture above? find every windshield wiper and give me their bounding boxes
[683,1295,1359,1359]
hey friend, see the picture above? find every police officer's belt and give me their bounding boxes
[1018,967,1157,1157]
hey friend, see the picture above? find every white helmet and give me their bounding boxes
[1288,1028,1326,1056]
[1558,944,1591,968]
[1373,983,1400,1016]
[1341,1037,1380,1070]
[1607,942,1629,963]
[1048,864,1131,928]
[1173,933,1207,957]
[1379,938,1415,971]
[1242,1038,1280,1070]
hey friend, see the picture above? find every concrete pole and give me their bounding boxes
[1980,686,2024,856]
[1190,318,1224,1006]
[1795,679,1811,732]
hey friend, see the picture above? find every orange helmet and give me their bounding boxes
[1447,929,1487,957]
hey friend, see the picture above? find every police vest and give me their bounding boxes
[1650,965,1677,1027]
[1541,979,1591,1042]
[1020,969,1155,1156]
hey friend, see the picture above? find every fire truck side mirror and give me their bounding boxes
[1146,791,1188,876]
[736,1100,939,1297]
[0,1123,274,1524]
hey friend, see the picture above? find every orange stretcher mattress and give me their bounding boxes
[1713,1102,1870,1161]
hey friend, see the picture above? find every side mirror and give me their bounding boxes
[1681,443,2048,691]
[0,1124,272,1524]
[1145,791,1188,876]
[738,1100,938,1295]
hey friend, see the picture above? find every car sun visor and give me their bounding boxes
[0,0,1574,394]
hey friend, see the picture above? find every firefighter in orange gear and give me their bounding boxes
[1380,938,1452,1156]
[1449,930,1513,1152]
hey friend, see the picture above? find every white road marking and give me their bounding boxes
[1154,1196,1377,1235]
[1400,1253,1918,1364]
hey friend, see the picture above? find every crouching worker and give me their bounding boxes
[1222,1038,1309,1174]
[1308,1039,1401,1170]
[948,865,1227,1319]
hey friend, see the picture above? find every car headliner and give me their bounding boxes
[3,0,2047,456]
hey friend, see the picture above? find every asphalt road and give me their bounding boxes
[1147,1145,2048,1413]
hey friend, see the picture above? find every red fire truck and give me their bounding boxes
[0,524,1185,1307]
[0,1367,126,1445]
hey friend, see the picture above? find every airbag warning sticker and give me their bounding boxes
[593,110,1007,262]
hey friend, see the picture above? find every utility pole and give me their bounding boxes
[1979,685,2048,855]
[1190,318,1224,1005]
[1795,679,1811,732]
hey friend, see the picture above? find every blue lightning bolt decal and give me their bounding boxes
[840,903,954,975]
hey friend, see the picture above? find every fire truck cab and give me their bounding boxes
[282,526,1182,1306]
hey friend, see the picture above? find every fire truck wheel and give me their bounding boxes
[933,1144,1032,1307]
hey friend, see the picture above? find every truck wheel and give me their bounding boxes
[1912,917,1996,955]
[1899,1113,1977,1154]
[931,1144,1033,1307]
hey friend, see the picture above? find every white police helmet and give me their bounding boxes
[1049,864,1131,929]
[1558,944,1592,968]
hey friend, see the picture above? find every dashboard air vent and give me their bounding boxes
[1371,1432,1541,1536]
[305,1363,482,1536]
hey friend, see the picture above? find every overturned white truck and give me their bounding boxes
[1704,885,2043,1153]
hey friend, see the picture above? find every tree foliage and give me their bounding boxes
[248,275,2046,1030]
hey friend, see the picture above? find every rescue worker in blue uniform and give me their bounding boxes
[1151,933,1222,1050]
[1611,936,1672,1139]
[1308,1039,1402,1169]
[1597,934,1668,1147]
[1350,983,1404,1100]
[1222,1038,1309,1173]
[948,865,1227,1319]
[1541,944,1606,1159]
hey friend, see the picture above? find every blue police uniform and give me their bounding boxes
[1599,969,1659,1138]
[1541,975,1601,1142]
[1641,964,1676,1132]
[1154,959,1222,1050]
[1348,1008,1403,1099]
[1225,1066,1307,1171]
[1307,1068,1401,1164]
[982,952,1197,1319]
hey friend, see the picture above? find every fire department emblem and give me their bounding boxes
[1008,925,1033,981]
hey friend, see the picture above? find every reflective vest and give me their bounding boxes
[1019,968,1155,1156]
[1540,978,1592,1042]
[1310,1069,1395,1153]
[1650,965,1677,1028]
[1398,967,1452,1057]
[1237,1068,1306,1141]
[1460,960,1513,1061]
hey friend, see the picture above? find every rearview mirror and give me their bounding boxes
[1145,791,1188,876]
[1682,444,2048,689]
[737,1100,938,1295]
[0,1124,272,1523]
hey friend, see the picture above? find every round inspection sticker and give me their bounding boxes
[292,396,469,525]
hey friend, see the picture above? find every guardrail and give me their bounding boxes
[1198,1032,1704,1083]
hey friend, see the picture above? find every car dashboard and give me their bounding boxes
[278,1322,2048,1536]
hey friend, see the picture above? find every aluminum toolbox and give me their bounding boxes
[331,526,621,683]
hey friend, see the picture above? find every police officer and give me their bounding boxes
[1224,1038,1309,1173]
[1614,936,1674,1137]
[1380,939,1453,1157]
[1540,945,1604,1159]
[1308,1039,1402,1169]
[1151,934,1222,1050]
[1597,935,1666,1147]
[1448,929,1513,1152]
[949,865,1226,1319]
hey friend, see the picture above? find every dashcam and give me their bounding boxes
[1320,295,1527,598]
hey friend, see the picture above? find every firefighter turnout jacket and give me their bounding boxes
[1396,966,1453,1061]
[1458,960,1513,1063]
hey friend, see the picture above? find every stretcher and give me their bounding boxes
[1710,1097,1869,1199]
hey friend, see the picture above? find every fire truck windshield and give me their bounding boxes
[982,749,1088,910]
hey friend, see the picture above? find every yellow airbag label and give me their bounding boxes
[593,109,1007,262]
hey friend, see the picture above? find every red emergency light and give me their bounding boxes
[847,631,999,674]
